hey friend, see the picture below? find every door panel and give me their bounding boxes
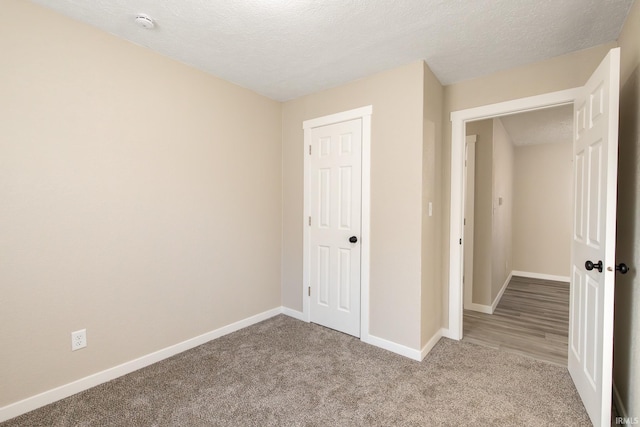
[587,141,603,247]
[338,248,351,311]
[568,47,619,427]
[309,118,362,337]
[317,246,330,306]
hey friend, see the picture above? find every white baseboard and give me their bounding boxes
[281,307,304,321]
[462,272,511,315]
[465,271,558,316]
[363,334,422,361]
[464,302,493,314]
[491,272,513,313]
[0,307,282,423]
[281,305,427,362]
[2,304,452,422]
[440,328,456,340]
[420,328,444,360]
[511,270,570,283]
[613,381,629,419]
[286,307,427,362]
[465,271,564,318]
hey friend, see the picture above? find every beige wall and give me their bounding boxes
[0,0,282,408]
[4,0,636,416]
[282,62,427,350]
[513,141,572,277]
[466,120,493,306]
[491,119,514,301]
[442,43,616,326]
[614,0,640,417]
[421,63,444,346]
[465,119,513,307]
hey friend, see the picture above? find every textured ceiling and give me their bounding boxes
[500,104,574,146]
[29,0,633,101]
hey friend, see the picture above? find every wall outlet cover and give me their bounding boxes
[71,329,87,351]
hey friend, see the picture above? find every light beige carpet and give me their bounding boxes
[2,315,591,426]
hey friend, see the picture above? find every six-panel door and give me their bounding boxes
[569,48,619,427]
[309,118,362,337]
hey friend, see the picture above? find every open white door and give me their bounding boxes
[569,47,620,427]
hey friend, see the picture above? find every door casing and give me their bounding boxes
[302,106,372,342]
[463,134,477,311]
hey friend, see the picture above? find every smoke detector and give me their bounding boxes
[134,14,155,29]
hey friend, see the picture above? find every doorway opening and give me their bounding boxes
[461,105,574,365]
[448,88,581,340]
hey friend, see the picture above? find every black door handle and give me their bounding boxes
[349,236,358,243]
[616,263,629,274]
[585,260,603,273]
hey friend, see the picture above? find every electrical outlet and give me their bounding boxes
[71,329,87,351]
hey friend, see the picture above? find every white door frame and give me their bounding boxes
[302,105,372,342]
[448,89,580,340]
[463,135,477,311]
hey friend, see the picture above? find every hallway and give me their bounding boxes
[463,275,569,366]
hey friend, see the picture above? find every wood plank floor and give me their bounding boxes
[463,275,570,366]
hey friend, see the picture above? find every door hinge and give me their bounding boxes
[308,286,311,296]
[308,216,311,226]
[309,145,312,155]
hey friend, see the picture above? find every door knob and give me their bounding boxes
[616,263,629,274]
[585,260,603,273]
[349,236,358,243]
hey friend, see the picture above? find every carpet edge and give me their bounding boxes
[0,307,282,423]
